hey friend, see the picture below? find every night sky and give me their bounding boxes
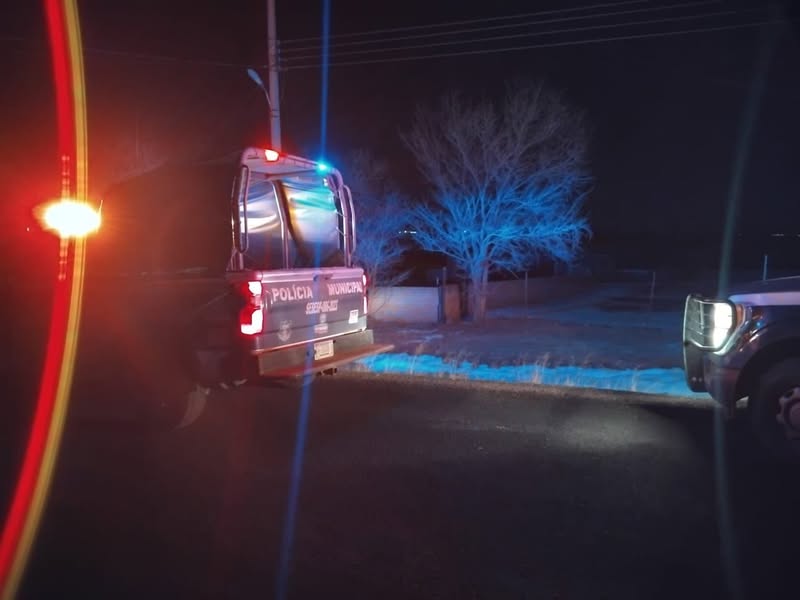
[1,0,798,267]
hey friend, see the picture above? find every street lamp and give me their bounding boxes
[247,67,272,109]
[247,66,281,151]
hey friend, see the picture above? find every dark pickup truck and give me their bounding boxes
[63,147,392,426]
[683,275,800,458]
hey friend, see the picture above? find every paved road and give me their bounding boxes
[2,373,799,599]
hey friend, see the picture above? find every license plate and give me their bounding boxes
[314,340,334,360]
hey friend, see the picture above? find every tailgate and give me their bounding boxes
[246,267,367,354]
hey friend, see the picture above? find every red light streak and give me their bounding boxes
[0,1,89,597]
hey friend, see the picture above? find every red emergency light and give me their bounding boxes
[264,149,280,162]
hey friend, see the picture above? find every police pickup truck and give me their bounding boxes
[683,276,800,458]
[72,148,392,426]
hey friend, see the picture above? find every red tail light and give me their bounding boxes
[239,281,265,335]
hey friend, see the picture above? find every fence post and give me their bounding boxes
[524,271,529,308]
[441,267,448,323]
[436,276,443,323]
[649,270,656,310]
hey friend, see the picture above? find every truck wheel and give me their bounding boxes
[749,358,800,460]
[142,382,210,431]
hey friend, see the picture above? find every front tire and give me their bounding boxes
[749,358,800,460]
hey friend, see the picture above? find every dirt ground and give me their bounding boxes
[369,281,688,370]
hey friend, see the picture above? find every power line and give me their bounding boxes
[282,7,757,63]
[82,46,250,69]
[0,34,32,43]
[0,35,253,70]
[1,5,783,74]
[280,0,654,44]
[284,19,783,71]
[281,0,721,54]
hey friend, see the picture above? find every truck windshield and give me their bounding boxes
[278,176,345,269]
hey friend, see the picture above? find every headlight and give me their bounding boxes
[710,302,734,349]
[684,297,744,351]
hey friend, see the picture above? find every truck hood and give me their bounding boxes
[729,276,800,305]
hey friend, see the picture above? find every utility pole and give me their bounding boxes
[135,107,141,169]
[267,0,282,150]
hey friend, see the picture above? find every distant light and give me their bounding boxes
[38,199,101,238]
[264,149,280,162]
[317,161,331,173]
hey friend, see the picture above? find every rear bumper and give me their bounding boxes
[254,329,393,378]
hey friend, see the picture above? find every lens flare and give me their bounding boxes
[39,199,101,238]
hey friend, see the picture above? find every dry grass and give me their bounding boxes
[365,350,653,393]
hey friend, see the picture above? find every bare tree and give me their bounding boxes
[343,149,410,288]
[402,81,592,320]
